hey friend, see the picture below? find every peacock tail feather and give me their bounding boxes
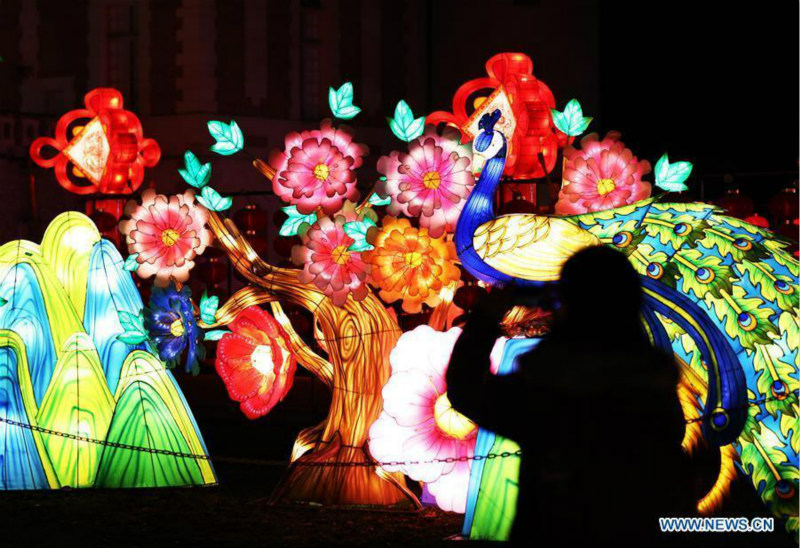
[697,444,739,515]
[564,199,799,533]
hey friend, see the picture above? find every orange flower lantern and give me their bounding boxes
[427,52,565,180]
[30,88,161,195]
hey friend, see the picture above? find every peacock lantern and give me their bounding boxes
[455,108,799,533]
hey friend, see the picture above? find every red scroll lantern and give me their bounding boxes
[30,88,160,195]
[428,53,564,180]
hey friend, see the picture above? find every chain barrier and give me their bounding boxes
[0,389,795,468]
[0,414,518,467]
[0,415,212,460]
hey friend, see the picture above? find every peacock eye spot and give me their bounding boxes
[774,279,794,295]
[709,409,729,431]
[733,238,752,251]
[673,223,690,236]
[775,480,796,500]
[695,267,715,284]
[771,380,788,399]
[646,263,663,278]
[612,232,632,248]
[737,312,756,331]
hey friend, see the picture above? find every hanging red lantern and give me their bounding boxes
[768,183,799,223]
[776,219,799,242]
[776,219,799,259]
[234,203,269,235]
[85,198,127,246]
[30,88,160,195]
[196,247,228,288]
[716,188,754,220]
[196,260,227,288]
[428,52,563,180]
[744,213,770,229]
[87,209,117,233]
[248,235,271,258]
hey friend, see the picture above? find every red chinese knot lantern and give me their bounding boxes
[30,88,160,195]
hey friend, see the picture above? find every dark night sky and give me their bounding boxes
[598,3,798,181]
[420,0,798,206]
[1,0,797,221]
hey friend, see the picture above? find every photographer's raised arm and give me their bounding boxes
[446,291,526,441]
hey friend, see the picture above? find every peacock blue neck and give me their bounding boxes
[455,151,514,285]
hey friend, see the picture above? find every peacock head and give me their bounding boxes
[473,109,507,175]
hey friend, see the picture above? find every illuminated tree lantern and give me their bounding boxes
[29,88,161,195]
[427,52,564,179]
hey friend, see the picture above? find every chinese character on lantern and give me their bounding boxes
[29,88,160,195]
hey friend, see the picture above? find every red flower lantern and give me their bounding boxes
[30,88,160,195]
[216,306,297,419]
[427,52,564,179]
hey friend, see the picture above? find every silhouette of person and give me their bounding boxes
[447,246,694,546]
